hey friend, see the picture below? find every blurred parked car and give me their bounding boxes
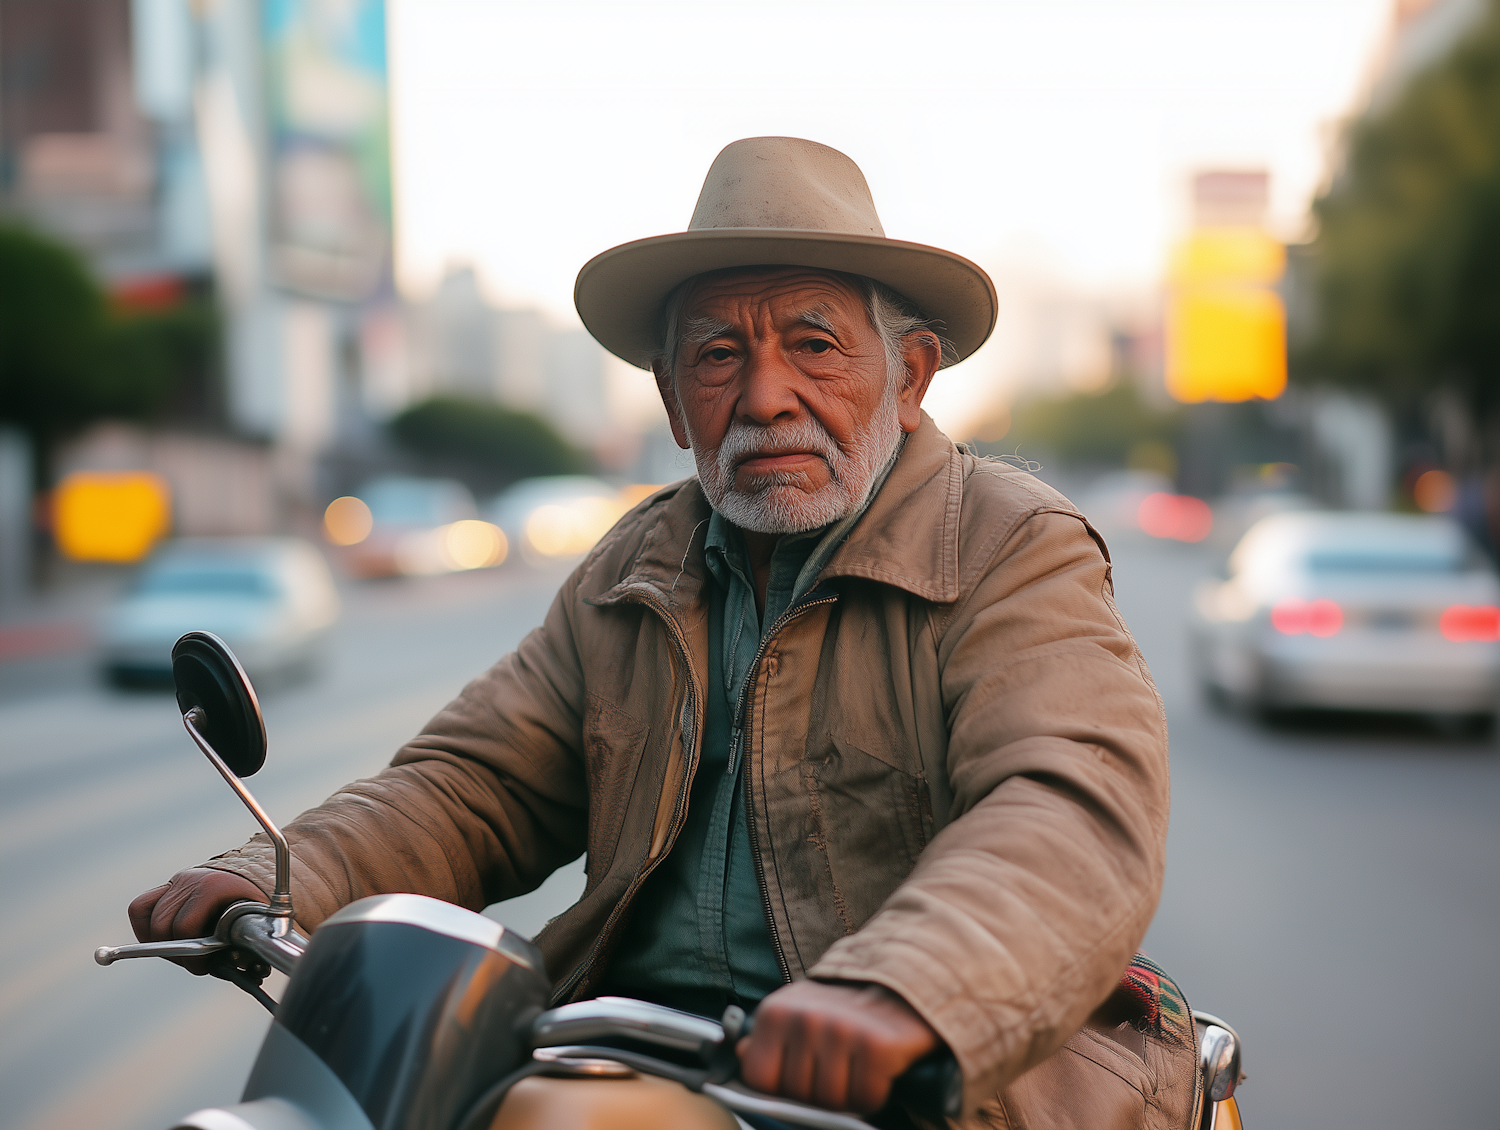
[101,538,340,686]
[486,476,629,565]
[328,476,505,578]
[1191,511,1500,721]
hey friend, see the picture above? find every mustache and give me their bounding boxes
[716,417,843,482]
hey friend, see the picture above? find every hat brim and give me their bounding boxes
[574,229,998,370]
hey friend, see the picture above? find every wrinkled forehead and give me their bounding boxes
[678,266,866,324]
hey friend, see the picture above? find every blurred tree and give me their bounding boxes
[1300,0,1500,432]
[0,224,219,476]
[979,381,1183,470]
[0,224,107,443]
[389,396,587,492]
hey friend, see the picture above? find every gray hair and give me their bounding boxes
[651,269,958,385]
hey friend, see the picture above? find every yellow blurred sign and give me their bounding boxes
[54,471,171,563]
[1165,228,1286,403]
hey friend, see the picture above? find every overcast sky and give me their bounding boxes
[385,0,1395,429]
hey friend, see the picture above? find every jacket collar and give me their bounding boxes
[599,410,962,610]
[821,412,962,602]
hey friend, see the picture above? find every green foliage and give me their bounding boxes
[989,381,1183,469]
[1302,0,1500,418]
[389,396,586,485]
[0,223,108,436]
[0,223,218,448]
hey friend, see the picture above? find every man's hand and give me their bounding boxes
[736,980,941,1113]
[128,868,267,975]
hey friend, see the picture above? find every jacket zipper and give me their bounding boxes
[551,587,703,1005]
[734,590,840,982]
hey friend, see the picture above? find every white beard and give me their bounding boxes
[687,379,903,535]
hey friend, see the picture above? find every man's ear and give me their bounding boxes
[652,361,692,450]
[895,332,942,433]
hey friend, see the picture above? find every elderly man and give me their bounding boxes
[132,138,1190,1128]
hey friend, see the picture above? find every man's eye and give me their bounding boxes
[705,347,734,362]
[803,338,837,354]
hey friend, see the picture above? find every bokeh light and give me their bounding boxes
[524,497,626,559]
[1137,492,1213,542]
[1271,597,1344,638]
[443,520,506,570]
[1413,469,1456,513]
[324,496,374,546]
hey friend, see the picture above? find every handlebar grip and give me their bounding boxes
[888,1053,962,1122]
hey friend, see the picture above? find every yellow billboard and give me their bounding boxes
[1165,228,1286,403]
[54,471,172,563]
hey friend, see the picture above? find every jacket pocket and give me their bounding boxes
[582,693,650,884]
[801,733,930,933]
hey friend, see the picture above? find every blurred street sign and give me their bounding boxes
[1166,227,1286,403]
[53,471,171,563]
[1166,169,1286,404]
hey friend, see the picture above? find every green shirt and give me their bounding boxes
[602,490,881,1019]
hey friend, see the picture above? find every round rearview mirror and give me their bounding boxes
[171,631,267,777]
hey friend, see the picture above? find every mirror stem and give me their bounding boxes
[183,707,294,919]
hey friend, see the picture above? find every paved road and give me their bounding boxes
[1,532,1495,1129]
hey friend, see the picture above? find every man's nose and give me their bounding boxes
[736,342,802,425]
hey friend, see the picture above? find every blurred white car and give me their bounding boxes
[487,476,629,565]
[1191,511,1500,720]
[101,538,340,685]
[333,476,505,578]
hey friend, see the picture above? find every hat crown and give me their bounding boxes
[688,137,886,238]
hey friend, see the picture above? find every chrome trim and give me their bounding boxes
[183,707,293,919]
[1193,1010,1244,1104]
[322,893,513,956]
[170,1098,321,1130]
[221,902,308,976]
[700,1081,873,1130]
[170,1111,259,1130]
[531,997,726,1054]
[532,1047,638,1078]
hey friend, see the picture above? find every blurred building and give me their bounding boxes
[0,0,211,277]
[408,263,611,453]
[0,0,413,562]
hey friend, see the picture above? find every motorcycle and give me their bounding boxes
[96,631,1246,1130]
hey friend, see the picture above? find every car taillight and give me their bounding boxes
[1137,493,1213,542]
[1271,598,1343,637]
[1439,604,1500,642]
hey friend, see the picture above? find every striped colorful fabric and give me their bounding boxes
[1112,952,1195,1048]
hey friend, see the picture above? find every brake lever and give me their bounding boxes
[94,899,303,971]
[94,936,226,965]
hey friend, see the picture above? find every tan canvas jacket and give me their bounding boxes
[205,414,1178,1124]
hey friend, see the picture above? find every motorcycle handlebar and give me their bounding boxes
[221,903,307,976]
[94,902,307,976]
[530,998,963,1126]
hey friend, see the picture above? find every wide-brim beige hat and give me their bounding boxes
[575,137,998,369]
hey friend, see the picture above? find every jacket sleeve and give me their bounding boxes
[199,573,592,931]
[806,503,1170,1115]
